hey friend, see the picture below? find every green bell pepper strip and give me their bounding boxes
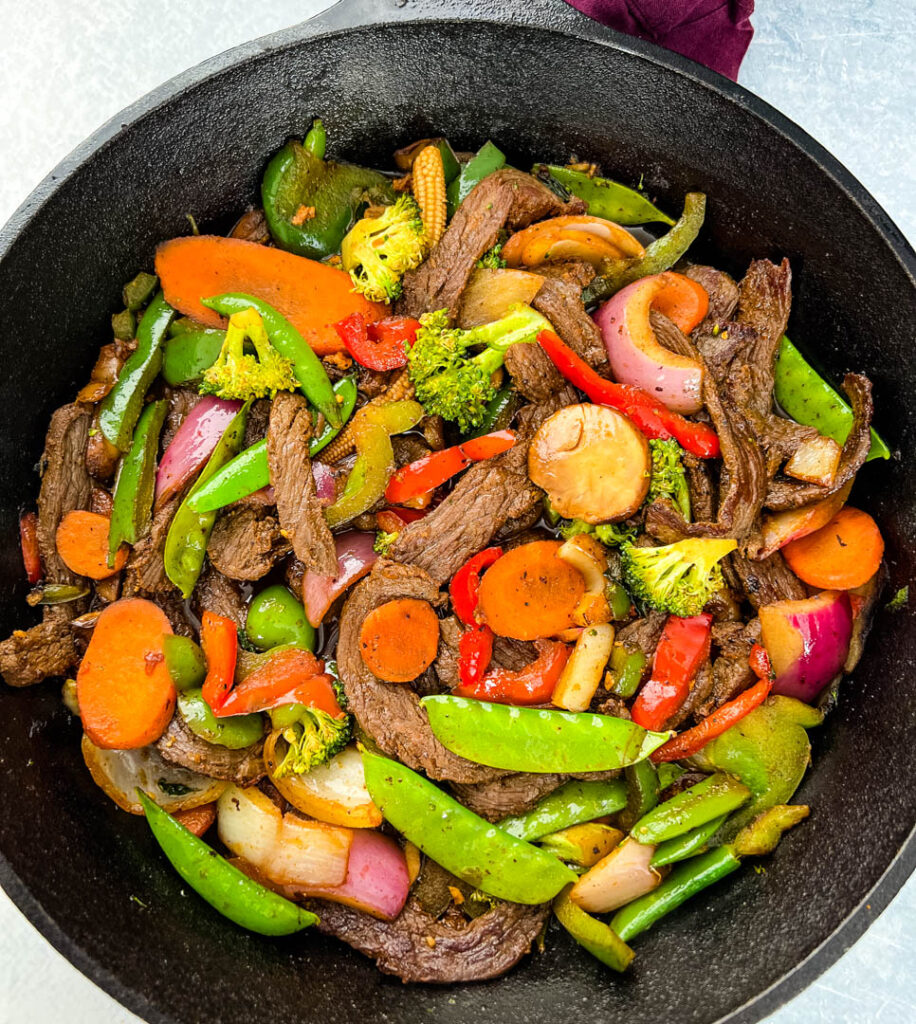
[606,582,634,622]
[619,758,659,831]
[774,335,889,461]
[246,584,315,652]
[163,634,207,691]
[162,328,226,386]
[553,885,634,972]
[421,695,670,774]
[362,750,576,904]
[122,271,158,312]
[107,399,168,566]
[446,141,506,216]
[99,293,176,451]
[732,804,809,857]
[111,309,135,341]
[303,118,326,159]
[533,164,674,226]
[611,844,741,942]
[649,814,728,868]
[201,293,341,429]
[136,790,316,936]
[466,385,517,439]
[583,193,706,306]
[499,779,628,841]
[164,401,249,598]
[631,773,750,845]
[656,763,685,791]
[178,689,264,749]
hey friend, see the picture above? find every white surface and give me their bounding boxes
[0,1,913,1022]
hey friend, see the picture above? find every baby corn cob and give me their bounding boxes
[316,369,416,464]
[412,145,447,247]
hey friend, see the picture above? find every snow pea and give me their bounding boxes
[108,398,167,566]
[499,779,628,841]
[446,140,506,216]
[774,335,889,461]
[362,750,576,904]
[246,585,315,652]
[99,292,175,451]
[164,401,249,598]
[178,689,264,749]
[163,634,207,691]
[201,293,341,428]
[420,695,670,774]
[631,773,750,846]
[137,790,316,936]
[553,885,634,972]
[650,814,727,868]
[619,758,659,831]
[611,844,741,942]
[534,164,674,226]
[162,328,226,386]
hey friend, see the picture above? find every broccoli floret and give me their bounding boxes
[621,538,737,617]
[648,439,691,521]
[341,195,427,303]
[558,518,637,547]
[374,529,399,555]
[476,243,507,269]
[268,703,352,777]
[407,303,553,432]
[200,307,297,401]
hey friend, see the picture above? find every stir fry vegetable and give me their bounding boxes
[533,164,674,225]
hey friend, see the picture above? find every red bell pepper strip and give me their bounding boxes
[334,313,420,371]
[748,643,773,681]
[384,431,516,505]
[215,647,343,718]
[650,677,773,762]
[449,546,504,627]
[454,638,570,705]
[458,626,495,689]
[537,330,720,459]
[19,511,42,584]
[200,611,239,712]
[630,614,713,731]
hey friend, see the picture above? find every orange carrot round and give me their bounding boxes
[56,510,128,579]
[783,506,884,590]
[478,539,585,640]
[359,598,440,683]
[77,598,176,749]
[155,235,388,356]
[652,272,710,333]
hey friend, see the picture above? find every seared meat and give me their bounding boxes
[684,452,717,521]
[532,275,607,368]
[0,612,80,687]
[504,342,564,402]
[695,618,764,717]
[123,491,184,596]
[534,260,596,290]
[685,265,739,330]
[155,713,265,784]
[667,662,715,729]
[616,611,667,660]
[650,310,699,360]
[207,505,290,581]
[243,398,271,449]
[160,387,201,453]
[725,551,806,610]
[434,615,462,691]
[192,567,247,628]
[451,773,565,821]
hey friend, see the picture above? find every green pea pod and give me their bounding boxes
[421,695,670,774]
[99,293,176,451]
[619,758,659,831]
[534,164,674,226]
[108,399,168,566]
[650,814,728,868]
[136,790,316,936]
[583,192,706,306]
[611,844,741,942]
[246,585,315,652]
[162,328,226,386]
[553,885,634,972]
[774,335,890,461]
[446,141,506,216]
[178,690,264,749]
[164,401,249,598]
[163,634,207,691]
[362,750,576,904]
[201,293,341,429]
[499,779,628,841]
[631,773,750,846]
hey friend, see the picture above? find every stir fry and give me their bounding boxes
[2,122,894,982]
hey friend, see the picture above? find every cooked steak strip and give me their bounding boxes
[243,398,271,449]
[696,618,764,718]
[160,387,201,453]
[123,491,184,596]
[685,265,739,330]
[207,505,290,581]
[667,661,715,729]
[267,392,337,573]
[534,260,596,290]
[724,550,807,609]
[616,611,667,660]
[452,772,566,821]
[503,342,564,402]
[650,310,699,360]
[192,567,247,628]
[532,275,607,368]
[156,713,265,784]
[0,614,81,687]
[684,452,717,521]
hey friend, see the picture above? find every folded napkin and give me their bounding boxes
[566,0,754,80]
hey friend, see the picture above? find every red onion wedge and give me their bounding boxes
[302,530,378,626]
[155,395,242,506]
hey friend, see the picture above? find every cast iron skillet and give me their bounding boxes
[0,1,914,1022]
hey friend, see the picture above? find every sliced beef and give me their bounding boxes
[398,168,583,320]
[650,310,699,360]
[616,611,667,659]
[156,593,196,638]
[451,773,565,821]
[685,265,739,330]
[725,551,806,610]
[695,322,758,382]
[243,398,271,449]
[309,895,549,984]
[434,616,462,691]
[155,713,265,784]
[85,412,121,481]
[532,275,607,368]
[684,452,717,521]
[123,491,183,596]
[207,505,290,581]
[267,393,337,574]
[337,560,504,783]
[667,661,715,729]
[491,636,539,672]
[192,567,247,628]
[160,387,201,452]
[533,260,596,290]
[697,618,764,717]
[504,342,564,402]
[0,613,80,687]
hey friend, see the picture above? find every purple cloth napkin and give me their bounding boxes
[566,0,754,80]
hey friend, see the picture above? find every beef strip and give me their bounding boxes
[491,636,539,672]
[156,713,265,784]
[123,491,184,596]
[616,611,668,659]
[650,310,700,360]
[267,392,337,573]
[696,618,764,717]
[725,550,806,610]
[434,616,462,690]
[243,398,271,449]
[192,567,247,628]
[667,661,715,729]
[451,773,565,821]
[337,560,505,783]
[685,265,739,331]
[684,452,717,521]
[532,275,607,368]
[0,616,81,687]
[160,387,201,452]
[398,168,583,320]
[533,260,596,290]
[503,342,564,402]
[308,895,549,984]
[207,505,290,581]
[695,322,758,382]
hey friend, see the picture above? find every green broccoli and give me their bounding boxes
[621,538,737,617]
[648,439,691,521]
[558,518,637,547]
[407,303,553,432]
[199,306,297,401]
[374,529,399,555]
[341,195,427,303]
[476,242,507,269]
[268,702,352,777]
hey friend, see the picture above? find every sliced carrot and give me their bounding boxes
[358,598,440,683]
[77,598,176,749]
[652,272,710,334]
[478,539,585,641]
[173,803,217,837]
[155,236,389,356]
[56,510,127,580]
[783,506,884,590]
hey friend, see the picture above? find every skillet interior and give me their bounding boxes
[0,4,914,1023]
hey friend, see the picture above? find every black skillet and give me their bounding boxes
[0,1,914,1021]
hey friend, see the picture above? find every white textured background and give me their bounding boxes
[0,1,914,1022]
